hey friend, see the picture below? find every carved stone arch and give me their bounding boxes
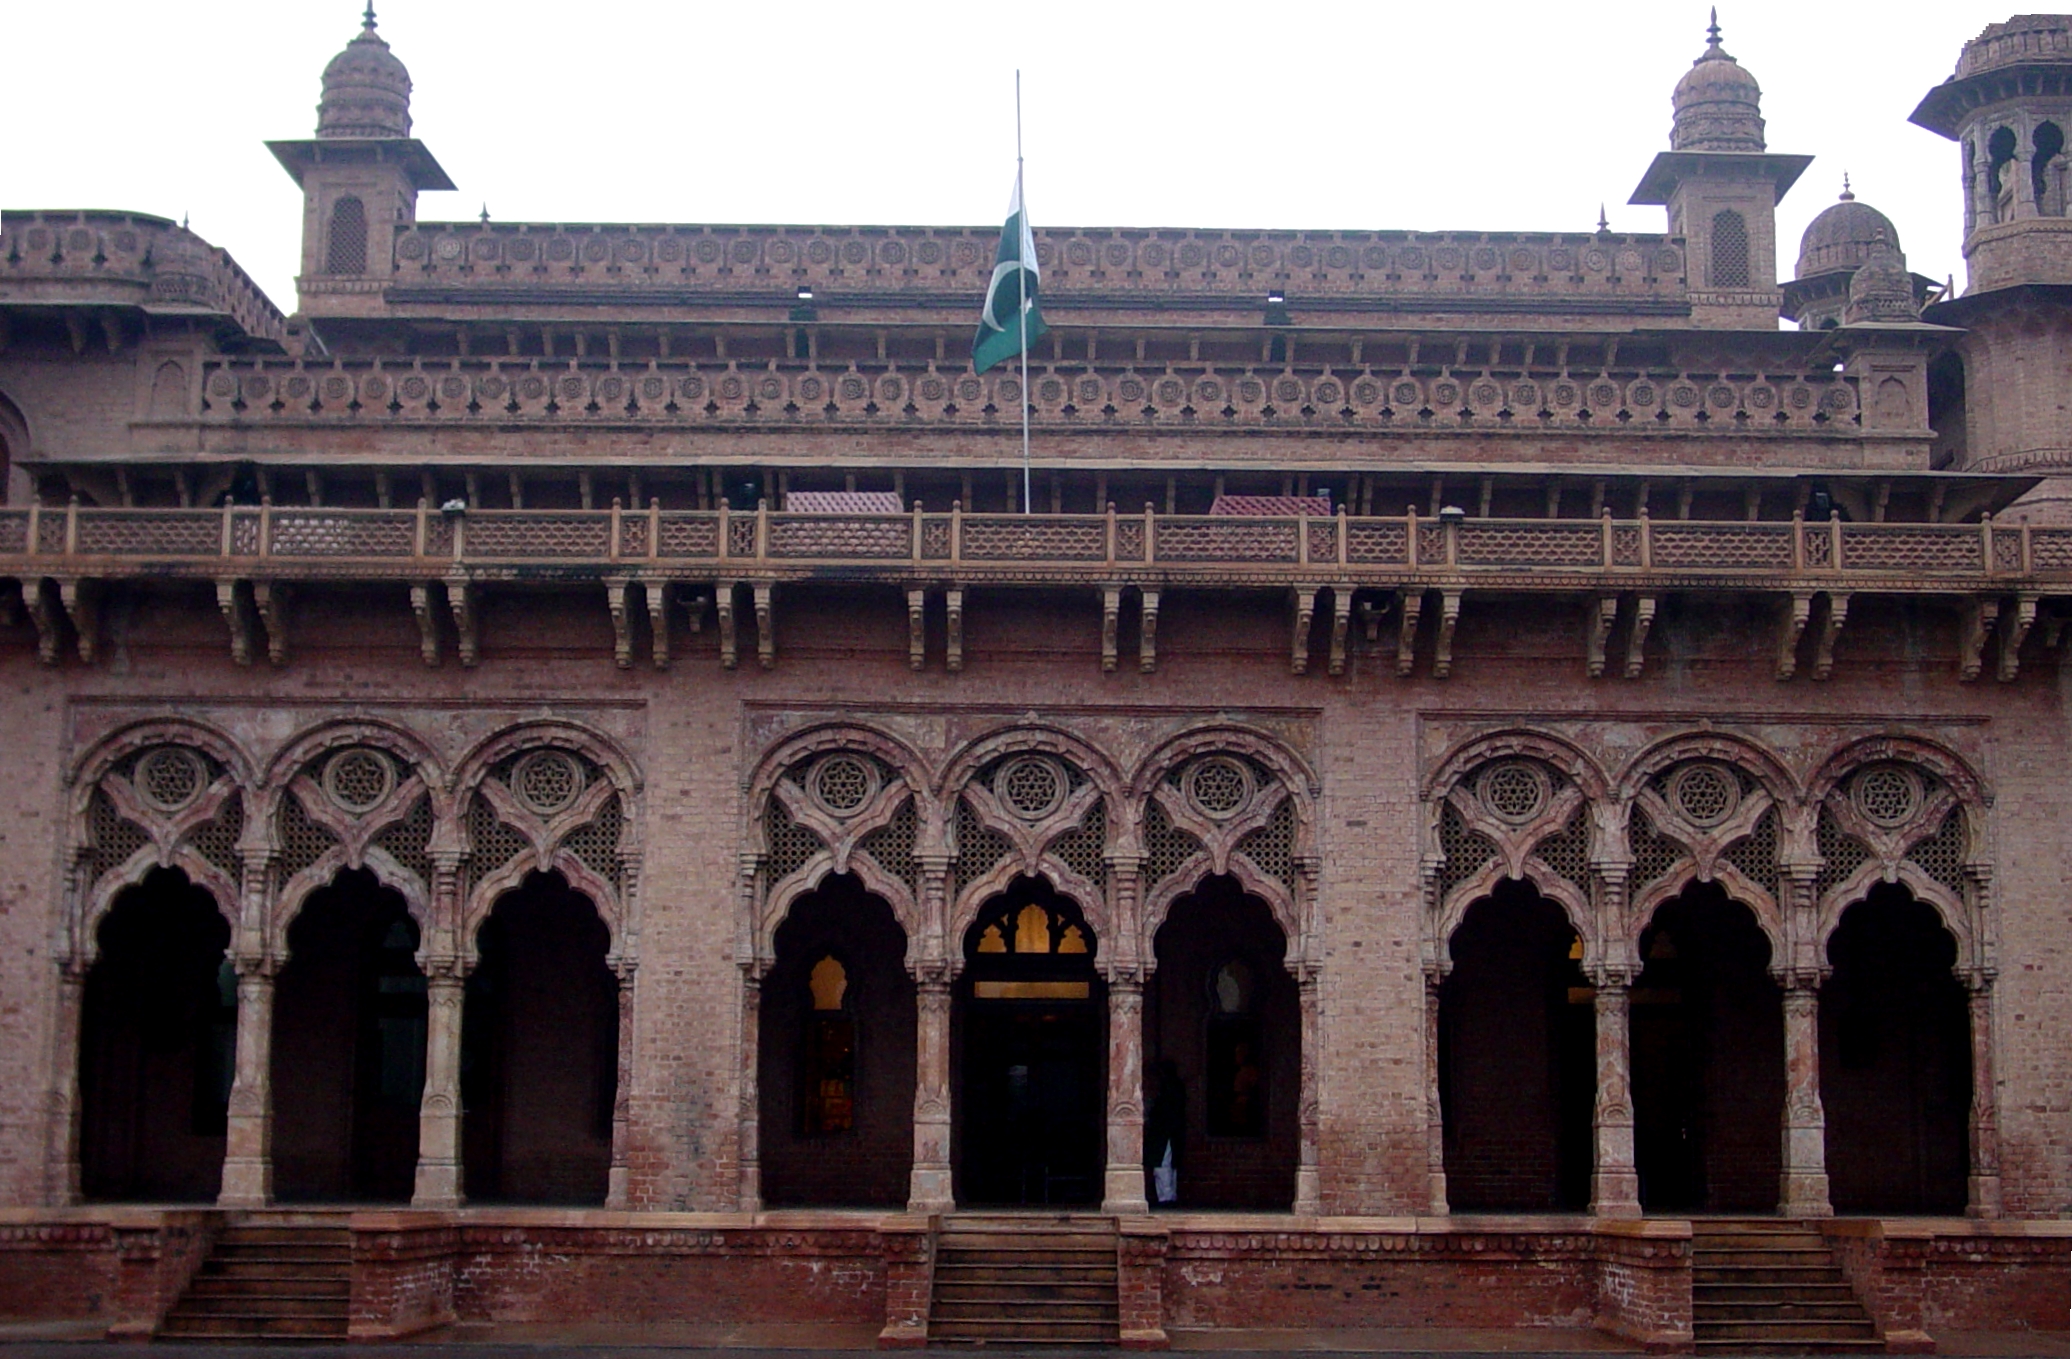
[78,852,240,969]
[1806,733,1991,814]
[755,850,922,977]
[1423,727,1610,804]
[938,723,1127,816]
[1627,860,1787,972]
[1433,865,1597,979]
[65,718,254,966]
[1129,723,1321,835]
[258,715,448,820]
[743,721,934,844]
[1142,854,1300,970]
[1615,731,1802,807]
[947,853,1109,972]
[453,718,645,968]
[1813,863,1973,973]
[272,843,435,968]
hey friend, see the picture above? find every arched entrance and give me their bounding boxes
[954,875,1105,1206]
[758,873,914,1207]
[1439,879,1594,1212]
[272,869,424,1202]
[462,871,617,1205]
[1821,884,1971,1214]
[1630,883,1784,1213]
[1147,874,1297,1210]
[78,868,233,1201]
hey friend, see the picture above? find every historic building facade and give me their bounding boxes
[0,12,2067,1350]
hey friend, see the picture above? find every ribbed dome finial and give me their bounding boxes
[1670,10,1767,153]
[317,5,413,139]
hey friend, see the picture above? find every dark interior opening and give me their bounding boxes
[1439,878,1595,1212]
[79,867,233,1202]
[1821,885,1971,1214]
[954,875,1105,1207]
[1631,882,1784,1213]
[1146,874,1298,1210]
[272,869,424,1203]
[759,873,914,1207]
[462,871,617,1205]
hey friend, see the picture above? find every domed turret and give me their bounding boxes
[1795,180,1902,280]
[317,5,412,139]
[1671,11,1767,152]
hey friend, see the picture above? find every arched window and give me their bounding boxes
[1206,959,1266,1137]
[1988,126,2020,221]
[2033,122,2065,216]
[326,196,368,275]
[801,954,855,1134]
[1710,210,1750,288]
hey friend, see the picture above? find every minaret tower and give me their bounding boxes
[1913,15,2072,516]
[1629,13,1812,328]
[267,5,454,318]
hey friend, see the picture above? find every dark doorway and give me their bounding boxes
[78,868,234,1201]
[1630,883,1784,1213]
[462,872,617,1205]
[1439,879,1595,1212]
[272,869,424,1202]
[1821,885,1971,1214]
[1147,875,1298,1209]
[758,873,914,1207]
[954,875,1105,1207]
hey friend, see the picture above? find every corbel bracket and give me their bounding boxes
[1622,593,1657,680]
[1958,595,2001,683]
[217,579,254,667]
[907,587,927,672]
[1432,589,1462,679]
[753,583,775,670]
[252,580,289,666]
[1998,592,2037,682]
[1776,590,1813,681]
[1585,593,1618,678]
[1139,588,1160,674]
[1101,584,1122,674]
[448,579,479,668]
[606,577,636,669]
[945,588,965,673]
[716,581,739,669]
[1395,588,1424,677]
[647,580,672,670]
[58,578,99,664]
[1290,586,1318,675]
[1811,592,1850,681]
[409,582,442,666]
[1327,586,1354,676]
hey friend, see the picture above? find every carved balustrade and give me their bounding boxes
[189,356,1874,436]
[2,500,2063,589]
[379,223,1691,309]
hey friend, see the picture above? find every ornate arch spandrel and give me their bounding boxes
[1422,727,1610,805]
[1614,730,1804,807]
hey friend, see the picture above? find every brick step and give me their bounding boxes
[195,1263,349,1283]
[939,1246,1114,1264]
[937,1238,1117,1255]
[937,1255,1116,1271]
[1696,1318,1882,1341]
[1693,1234,1831,1252]
[157,1313,349,1339]
[1697,1282,1862,1303]
[172,1289,350,1315]
[1695,1265,1853,1287]
[1694,1343,1887,1355]
[208,1245,351,1264]
[216,1226,351,1244]
[932,1284,1118,1309]
[932,1300,1118,1321]
[1696,1299,1880,1323]
[929,1321,1119,1343]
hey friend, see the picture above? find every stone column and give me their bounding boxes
[44,959,87,1207]
[1779,979,1833,1217]
[1590,977,1642,1218]
[1966,978,2003,1219]
[411,958,467,1207]
[606,962,636,1209]
[909,973,954,1212]
[737,971,763,1212]
[1103,974,1149,1214]
[1423,974,1447,1214]
[218,958,278,1207]
[1293,971,1323,1216]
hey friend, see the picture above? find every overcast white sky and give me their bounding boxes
[2,2,2018,314]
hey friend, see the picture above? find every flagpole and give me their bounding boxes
[1017,70,1032,516]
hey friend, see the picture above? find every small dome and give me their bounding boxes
[1796,184,1903,279]
[1844,231,1922,325]
[317,9,412,139]
[1672,15,1767,153]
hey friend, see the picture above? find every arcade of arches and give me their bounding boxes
[57,723,2004,1222]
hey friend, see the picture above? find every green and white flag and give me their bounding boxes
[972,172,1048,374]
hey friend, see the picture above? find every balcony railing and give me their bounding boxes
[1,501,2061,584]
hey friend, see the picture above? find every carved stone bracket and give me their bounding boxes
[1101,585,1122,674]
[647,580,672,669]
[1290,585,1317,675]
[253,581,289,666]
[217,579,254,667]
[1432,589,1462,679]
[408,582,442,666]
[1997,592,2036,682]
[21,577,60,665]
[58,578,99,664]
[945,588,965,673]
[1586,592,1618,678]
[1623,594,1657,680]
[906,587,926,672]
[1958,595,2001,682]
[1327,585,1354,676]
[753,583,775,670]
[716,580,739,669]
[1396,588,1424,677]
[1776,590,1813,680]
[606,577,636,670]
[1139,587,1160,674]
[447,579,479,667]
[1812,592,1850,681]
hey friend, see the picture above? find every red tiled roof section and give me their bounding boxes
[1210,495,1333,516]
[784,491,905,513]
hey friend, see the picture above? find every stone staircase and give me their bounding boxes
[157,1215,352,1341]
[928,1213,1119,1346]
[1691,1219,1884,1353]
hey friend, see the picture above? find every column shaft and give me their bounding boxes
[1103,977,1148,1214]
[1967,982,2003,1219]
[606,969,636,1208]
[1779,983,1832,1217]
[411,972,466,1207]
[1423,977,1447,1214]
[1590,981,1641,1218]
[218,966,276,1207]
[45,966,86,1207]
[737,974,762,1212]
[908,977,954,1211]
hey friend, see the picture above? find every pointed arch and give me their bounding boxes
[1423,727,1610,804]
[1615,731,1801,806]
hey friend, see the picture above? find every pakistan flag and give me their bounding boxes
[972,174,1049,374]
